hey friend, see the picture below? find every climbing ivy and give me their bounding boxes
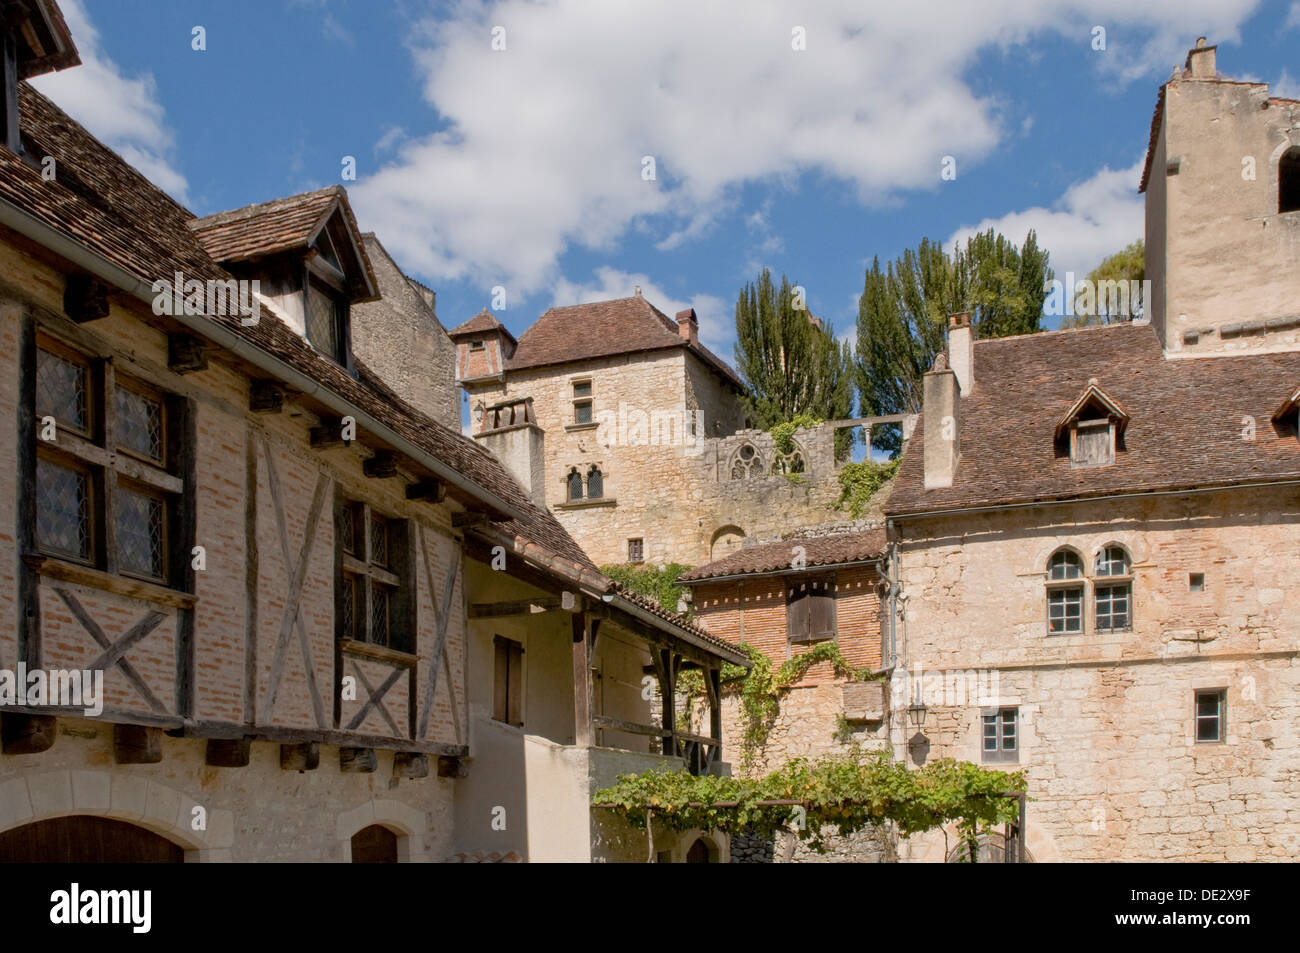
[593,748,1026,850]
[601,562,692,614]
[676,642,881,771]
[836,458,900,517]
[768,414,823,456]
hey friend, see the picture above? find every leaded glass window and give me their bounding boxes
[586,465,603,499]
[337,498,410,653]
[36,345,89,433]
[36,458,90,560]
[115,383,163,462]
[117,484,165,580]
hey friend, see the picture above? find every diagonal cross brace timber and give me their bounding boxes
[54,588,168,713]
[417,529,461,740]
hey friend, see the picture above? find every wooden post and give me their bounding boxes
[708,666,722,766]
[657,648,678,759]
[572,612,592,747]
[114,725,162,764]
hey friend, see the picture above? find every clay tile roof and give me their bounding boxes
[189,186,343,261]
[678,528,888,583]
[885,323,1300,517]
[448,308,513,341]
[610,585,752,664]
[509,295,743,389]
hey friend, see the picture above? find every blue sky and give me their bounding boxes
[31,0,1300,369]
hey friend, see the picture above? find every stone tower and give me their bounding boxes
[1141,38,1300,356]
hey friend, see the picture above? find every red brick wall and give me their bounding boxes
[693,564,883,685]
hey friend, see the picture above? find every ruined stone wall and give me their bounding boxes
[890,486,1300,862]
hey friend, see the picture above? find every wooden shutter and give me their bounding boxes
[493,636,509,723]
[786,581,810,642]
[809,577,837,640]
[507,641,524,727]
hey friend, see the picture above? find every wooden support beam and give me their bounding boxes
[205,737,250,767]
[279,742,319,771]
[167,333,208,374]
[393,751,429,779]
[63,274,110,324]
[468,597,560,618]
[309,417,348,449]
[405,479,446,503]
[113,724,162,764]
[340,746,377,773]
[437,755,466,778]
[362,450,398,479]
[249,380,286,413]
[0,714,56,754]
[591,715,671,738]
[572,612,593,747]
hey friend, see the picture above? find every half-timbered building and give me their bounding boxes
[0,0,745,863]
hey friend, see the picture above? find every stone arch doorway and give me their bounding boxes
[0,816,184,863]
[945,832,1034,864]
[710,525,745,561]
[350,824,399,863]
[685,837,719,863]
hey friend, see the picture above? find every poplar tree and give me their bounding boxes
[733,269,854,431]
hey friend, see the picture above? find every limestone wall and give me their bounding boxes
[890,486,1300,861]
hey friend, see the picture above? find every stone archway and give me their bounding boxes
[710,525,745,561]
[0,815,185,862]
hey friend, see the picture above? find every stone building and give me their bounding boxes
[882,41,1300,862]
[449,296,899,565]
[0,1,746,863]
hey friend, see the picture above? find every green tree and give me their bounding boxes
[855,230,1052,451]
[1062,239,1144,327]
[733,269,854,431]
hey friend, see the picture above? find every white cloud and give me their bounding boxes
[551,267,731,353]
[352,0,1257,294]
[947,158,1146,283]
[29,0,188,202]
[1274,70,1300,100]
[1286,3,1300,30]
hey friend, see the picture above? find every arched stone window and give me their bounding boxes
[586,464,604,499]
[1046,548,1084,634]
[566,468,583,501]
[1093,545,1132,632]
[729,443,764,480]
[1280,146,1300,214]
[770,445,806,475]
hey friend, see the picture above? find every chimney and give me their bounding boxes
[947,312,973,395]
[922,353,959,489]
[473,397,547,507]
[1184,37,1216,80]
[676,307,699,347]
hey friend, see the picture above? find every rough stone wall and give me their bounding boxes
[0,722,454,861]
[351,235,460,430]
[1156,75,1300,356]
[890,486,1300,862]
[465,349,880,566]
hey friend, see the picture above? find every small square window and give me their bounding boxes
[572,380,592,398]
[982,708,1019,763]
[1195,689,1226,743]
[574,401,593,425]
[628,538,644,563]
[469,339,485,351]
[1189,573,1205,592]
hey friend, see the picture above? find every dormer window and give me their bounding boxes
[1055,379,1128,469]
[306,277,347,365]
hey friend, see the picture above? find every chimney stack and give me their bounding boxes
[676,308,699,347]
[473,397,547,507]
[947,312,973,395]
[922,353,960,489]
[1184,37,1216,80]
